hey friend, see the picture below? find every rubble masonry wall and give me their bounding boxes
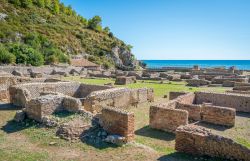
[175,125,250,160]
[195,92,250,112]
[100,107,135,142]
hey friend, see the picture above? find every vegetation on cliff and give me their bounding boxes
[0,0,136,68]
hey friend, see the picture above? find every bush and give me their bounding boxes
[44,48,70,64]
[8,43,44,66]
[0,44,16,64]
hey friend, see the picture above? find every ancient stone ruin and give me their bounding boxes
[176,125,250,161]
[0,69,154,145]
[115,76,136,85]
[149,91,250,160]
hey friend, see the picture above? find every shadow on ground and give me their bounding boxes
[236,112,250,118]
[80,125,119,150]
[158,152,225,161]
[1,119,37,134]
[135,125,175,141]
[0,103,21,111]
[194,122,232,131]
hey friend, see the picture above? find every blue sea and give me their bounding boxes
[141,60,250,70]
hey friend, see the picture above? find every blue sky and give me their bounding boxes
[61,0,250,60]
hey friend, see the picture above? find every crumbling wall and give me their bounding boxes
[25,94,64,122]
[212,77,248,84]
[176,102,202,121]
[175,125,250,160]
[76,84,112,98]
[84,88,153,113]
[177,93,195,105]
[234,82,250,87]
[195,92,250,112]
[149,104,188,132]
[186,79,210,87]
[226,90,250,95]
[169,91,187,100]
[9,82,81,107]
[222,80,235,87]
[115,76,136,85]
[100,107,135,142]
[233,86,250,91]
[201,104,235,126]
[25,94,83,122]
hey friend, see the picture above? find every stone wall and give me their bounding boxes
[100,107,134,142]
[201,104,235,126]
[169,91,187,100]
[115,76,136,85]
[226,90,250,95]
[9,82,111,107]
[233,86,250,91]
[234,82,250,87]
[0,65,83,75]
[25,94,82,122]
[212,77,248,84]
[176,93,195,105]
[176,102,202,121]
[186,79,210,87]
[175,125,250,160]
[149,104,188,132]
[84,87,153,113]
[0,89,9,102]
[25,94,65,122]
[195,92,250,112]
[222,80,235,87]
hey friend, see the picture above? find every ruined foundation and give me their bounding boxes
[100,107,135,142]
[175,125,250,160]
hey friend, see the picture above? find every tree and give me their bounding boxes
[0,44,16,64]
[88,16,102,31]
[37,0,45,8]
[20,0,33,8]
[9,0,21,6]
[79,16,88,27]
[52,0,60,14]
[8,44,44,66]
[60,3,66,14]
[44,0,51,8]
[66,5,73,16]
[103,27,110,34]
[127,44,133,51]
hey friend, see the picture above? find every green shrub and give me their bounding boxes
[0,44,16,64]
[44,48,70,64]
[8,43,44,66]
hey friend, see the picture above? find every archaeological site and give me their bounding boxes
[0,64,250,160]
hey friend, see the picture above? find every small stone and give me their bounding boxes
[14,110,26,122]
[49,142,57,146]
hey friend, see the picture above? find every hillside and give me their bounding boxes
[0,0,138,69]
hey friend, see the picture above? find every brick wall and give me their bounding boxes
[100,107,135,142]
[177,93,195,105]
[26,94,64,122]
[169,91,187,100]
[0,89,9,102]
[115,76,136,85]
[84,88,153,113]
[201,104,235,126]
[195,92,250,112]
[175,125,250,160]
[176,102,202,121]
[233,86,250,91]
[149,104,188,132]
